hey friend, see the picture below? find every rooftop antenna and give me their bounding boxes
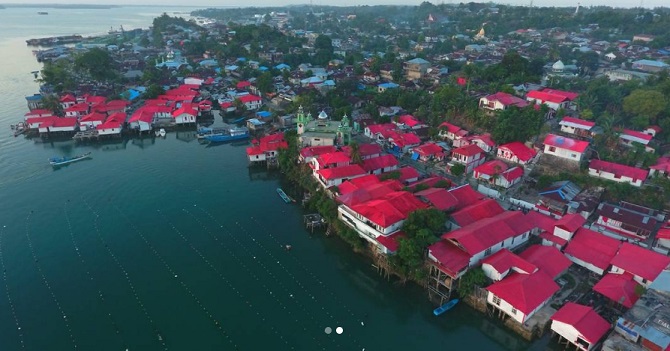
[529,0,534,16]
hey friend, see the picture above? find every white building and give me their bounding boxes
[543,134,589,162]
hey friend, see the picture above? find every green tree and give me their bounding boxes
[450,163,466,177]
[623,89,667,124]
[143,84,165,99]
[39,60,75,93]
[457,269,487,297]
[256,72,274,95]
[74,48,118,82]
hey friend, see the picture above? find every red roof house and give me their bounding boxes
[588,160,648,187]
[438,122,468,140]
[479,92,529,111]
[361,154,399,174]
[519,245,572,279]
[543,134,589,162]
[299,145,338,163]
[450,198,505,227]
[564,228,621,275]
[650,156,670,178]
[497,142,538,165]
[481,249,538,281]
[486,271,560,323]
[610,243,670,287]
[412,142,445,161]
[593,273,641,308]
[316,164,367,188]
[559,117,596,137]
[550,303,611,350]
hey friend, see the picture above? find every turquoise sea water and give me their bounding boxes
[0,6,554,350]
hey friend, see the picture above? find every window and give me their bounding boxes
[523,233,528,239]
[485,247,492,256]
[571,154,577,159]
[492,295,501,305]
[548,146,556,152]
[511,308,517,315]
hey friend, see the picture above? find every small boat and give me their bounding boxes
[276,188,293,203]
[159,128,166,137]
[49,152,92,166]
[433,299,459,316]
[37,11,48,15]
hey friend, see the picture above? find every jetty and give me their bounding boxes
[26,35,83,46]
[303,214,325,233]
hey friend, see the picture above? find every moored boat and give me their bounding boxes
[49,152,92,166]
[433,299,459,316]
[204,127,249,143]
[277,188,293,203]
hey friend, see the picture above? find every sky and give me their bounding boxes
[1,0,666,9]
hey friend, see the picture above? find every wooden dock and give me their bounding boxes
[304,214,326,233]
[73,130,99,141]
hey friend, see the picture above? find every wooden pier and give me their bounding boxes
[304,214,326,233]
[73,130,99,141]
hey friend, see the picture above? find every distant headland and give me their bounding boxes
[0,4,120,9]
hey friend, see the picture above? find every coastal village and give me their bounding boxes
[15,3,670,350]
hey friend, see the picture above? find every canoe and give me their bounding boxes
[433,298,459,316]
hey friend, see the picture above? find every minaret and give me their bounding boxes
[296,105,306,134]
[574,2,580,16]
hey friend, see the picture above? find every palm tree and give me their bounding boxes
[348,141,363,165]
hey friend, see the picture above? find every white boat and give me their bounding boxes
[49,152,92,166]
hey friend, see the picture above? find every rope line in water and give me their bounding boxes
[181,207,330,350]
[250,216,360,319]
[81,198,168,351]
[24,211,79,349]
[197,206,364,350]
[0,224,26,349]
[114,206,240,351]
[63,201,127,349]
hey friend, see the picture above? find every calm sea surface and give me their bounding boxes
[0,6,553,351]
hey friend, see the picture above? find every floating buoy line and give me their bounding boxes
[63,201,127,349]
[197,206,365,350]
[180,207,330,350]
[81,198,168,350]
[0,224,26,349]
[250,216,361,320]
[114,205,240,350]
[24,211,79,349]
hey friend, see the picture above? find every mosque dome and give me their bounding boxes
[552,60,565,71]
[318,110,328,120]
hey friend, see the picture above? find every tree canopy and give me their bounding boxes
[74,48,118,82]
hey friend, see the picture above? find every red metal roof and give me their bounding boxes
[470,133,496,147]
[341,143,382,158]
[80,112,107,123]
[413,142,444,156]
[65,102,89,112]
[106,112,126,123]
[551,303,610,344]
[397,166,420,183]
[543,134,589,153]
[318,164,366,181]
[172,103,198,117]
[481,249,537,276]
[650,156,670,173]
[560,116,595,128]
[429,240,471,277]
[657,228,670,240]
[527,90,569,104]
[450,198,505,227]
[453,144,484,157]
[415,188,457,211]
[362,154,399,172]
[438,122,462,134]
[397,114,420,127]
[539,231,568,247]
[366,123,396,134]
[564,228,621,271]
[498,141,537,162]
[350,191,427,227]
[525,211,557,233]
[337,180,402,207]
[238,94,262,103]
[554,214,586,233]
[519,245,572,279]
[376,232,406,253]
[610,243,670,282]
[300,145,337,159]
[486,271,559,315]
[445,211,534,254]
[593,273,640,308]
[621,129,653,142]
[474,160,509,177]
[317,152,351,167]
[541,88,579,101]
[447,185,485,211]
[236,80,251,89]
[589,160,648,181]
[501,167,524,182]
[484,92,529,108]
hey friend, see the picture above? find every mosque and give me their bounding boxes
[296,106,351,147]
